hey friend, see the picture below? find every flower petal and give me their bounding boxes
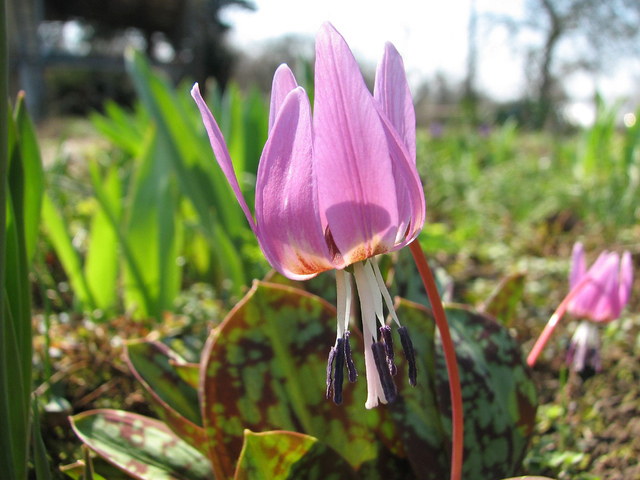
[191,83,256,231]
[269,64,299,132]
[255,87,335,280]
[569,242,586,290]
[376,109,425,247]
[313,23,400,265]
[589,252,621,321]
[619,250,633,309]
[374,42,416,163]
[570,251,620,322]
[373,42,424,247]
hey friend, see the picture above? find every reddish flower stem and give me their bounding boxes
[526,275,592,367]
[409,241,463,480]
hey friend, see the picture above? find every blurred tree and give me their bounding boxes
[10,0,255,117]
[43,0,255,85]
[490,0,640,128]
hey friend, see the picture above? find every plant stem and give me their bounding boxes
[409,241,463,480]
[526,275,591,367]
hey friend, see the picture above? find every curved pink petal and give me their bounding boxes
[569,242,586,290]
[589,252,621,321]
[269,64,299,132]
[313,23,400,265]
[619,250,633,309]
[255,87,336,280]
[374,42,416,163]
[191,83,256,232]
[373,42,423,246]
[570,251,621,322]
[376,110,425,247]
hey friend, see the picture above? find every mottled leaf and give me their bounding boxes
[434,305,538,480]
[171,361,200,390]
[234,430,358,480]
[125,341,207,452]
[387,298,449,480]
[501,477,555,480]
[70,409,213,480]
[200,281,403,479]
[480,272,526,327]
[61,457,137,480]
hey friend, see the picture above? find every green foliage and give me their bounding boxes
[68,281,536,479]
[69,409,214,480]
[480,272,526,327]
[2,94,45,480]
[419,109,639,249]
[41,51,271,319]
[235,430,359,480]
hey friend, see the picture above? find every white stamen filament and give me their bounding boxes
[335,269,352,340]
[353,261,387,408]
[371,258,402,327]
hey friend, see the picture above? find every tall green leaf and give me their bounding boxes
[0,3,16,477]
[3,106,32,480]
[84,162,121,311]
[41,194,96,311]
[121,127,182,319]
[125,49,252,293]
[13,92,44,262]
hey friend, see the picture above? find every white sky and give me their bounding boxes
[222,0,640,112]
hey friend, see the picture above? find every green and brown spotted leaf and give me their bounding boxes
[125,341,207,452]
[171,361,200,390]
[387,298,450,480]
[479,272,526,327]
[501,477,555,480]
[69,409,214,480]
[200,281,402,479]
[434,305,538,480]
[60,457,128,480]
[234,430,359,480]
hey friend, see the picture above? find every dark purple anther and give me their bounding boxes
[371,342,397,403]
[379,325,397,376]
[344,331,358,383]
[398,326,417,387]
[333,337,345,405]
[326,345,337,400]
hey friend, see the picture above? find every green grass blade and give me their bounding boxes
[4,106,33,480]
[103,126,181,319]
[126,50,249,293]
[41,194,96,311]
[32,397,52,480]
[84,162,121,312]
[0,2,17,475]
[13,92,44,263]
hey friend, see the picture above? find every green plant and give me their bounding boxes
[66,277,537,479]
[2,89,48,477]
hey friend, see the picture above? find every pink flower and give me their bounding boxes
[566,242,633,372]
[191,23,425,408]
[568,242,633,323]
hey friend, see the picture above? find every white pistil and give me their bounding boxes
[363,260,385,326]
[353,261,387,408]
